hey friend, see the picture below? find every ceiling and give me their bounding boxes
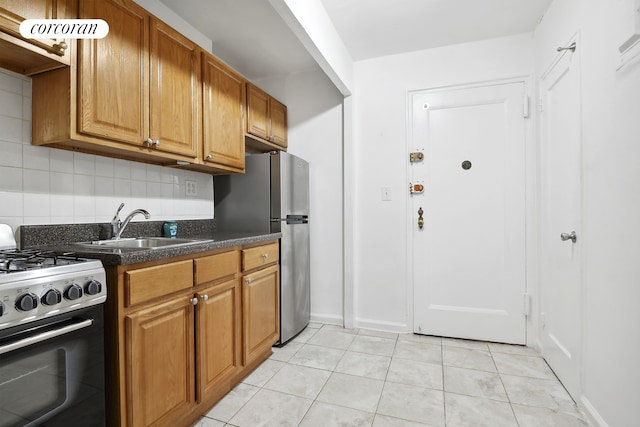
[160,0,552,80]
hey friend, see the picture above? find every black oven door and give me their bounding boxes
[0,305,105,427]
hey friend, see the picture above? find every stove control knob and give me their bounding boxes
[64,283,83,301]
[42,289,62,306]
[0,301,5,316]
[84,280,102,296]
[16,293,38,311]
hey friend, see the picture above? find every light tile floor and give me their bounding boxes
[192,323,592,427]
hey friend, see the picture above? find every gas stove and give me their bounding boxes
[0,249,106,330]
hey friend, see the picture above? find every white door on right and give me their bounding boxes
[539,39,583,400]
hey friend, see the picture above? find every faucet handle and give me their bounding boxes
[112,203,125,223]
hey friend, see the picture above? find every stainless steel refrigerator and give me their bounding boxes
[214,152,310,345]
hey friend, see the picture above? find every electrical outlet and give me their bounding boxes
[186,180,197,196]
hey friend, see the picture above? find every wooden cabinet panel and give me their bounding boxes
[150,18,200,157]
[78,0,149,144]
[269,97,287,148]
[125,260,193,307]
[0,0,73,75]
[0,0,68,55]
[194,250,239,285]
[242,242,279,272]
[202,53,245,171]
[242,264,279,365]
[246,83,269,141]
[126,295,195,427]
[196,279,241,401]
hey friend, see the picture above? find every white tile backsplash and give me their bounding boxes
[0,68,215,232]
[0,114,23,143]
[0,90,22,118]
[0,141,23,167]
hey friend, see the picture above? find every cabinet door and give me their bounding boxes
[269,97,288,148]
[196,279,241,401]
[202,53,245,170]
[126,295,195,427]
[150,18,200,158]
[78,0,149,145]
[242,264,279,365]
[0,0,70,58]
[246,83,269,141]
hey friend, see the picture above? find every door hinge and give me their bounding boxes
[523,95,530,118]
[523,293,531,316]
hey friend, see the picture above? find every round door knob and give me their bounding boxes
[16,293,38,311]
[201,294,209,301]
[206,154,213,160]
[154,140,161,147]
[42,289,62,306]
[84,280,102,296]
[190,297,199,306]
[262,253,269,259]
[145,138,153,146]
[64,283,83,300]
[245,277,252,284]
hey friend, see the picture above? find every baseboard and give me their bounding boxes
[580,396,609,427]
[310,313,343,326]
[354,317,409,334]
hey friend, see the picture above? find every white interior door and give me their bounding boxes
[411,82,527,344]
[539,40,582,400]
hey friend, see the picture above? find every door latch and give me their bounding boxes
[418,207,424,229]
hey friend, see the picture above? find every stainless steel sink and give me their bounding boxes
[77,237,211,250]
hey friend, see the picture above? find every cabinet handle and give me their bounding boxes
[262,253,269,259]
[201,294,209,301]
[53,40,68,53]
[206,154,213,160]
[144,138,161,147]
[245,277,252,284]
[190,297,198,306]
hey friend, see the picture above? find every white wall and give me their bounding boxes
[254,68,345,325]
[0,68,214,234]
[534,0,640,425]
[352,33,536,332]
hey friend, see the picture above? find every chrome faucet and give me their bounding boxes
[111,203,150,239]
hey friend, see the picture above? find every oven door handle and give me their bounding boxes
[0,318,93,355]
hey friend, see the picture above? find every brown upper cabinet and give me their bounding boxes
[78,0,201,158]
[28,0,284,174]
[202,52,246,173]
[0,0,74,75]
[32,0,203,167]
[246,82,288,150]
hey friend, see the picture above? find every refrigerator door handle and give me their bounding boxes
[284,214,309,225]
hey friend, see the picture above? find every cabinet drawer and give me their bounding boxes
[125,260,193,307]
[242,242,279,272]
[194,250,239,285]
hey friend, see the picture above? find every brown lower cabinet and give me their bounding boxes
[105,241,280,427]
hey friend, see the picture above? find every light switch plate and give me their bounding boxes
[381,186,392,201]
[186,180,197,196]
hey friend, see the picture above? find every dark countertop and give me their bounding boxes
[42,232,281,267]
[19,220,280,267]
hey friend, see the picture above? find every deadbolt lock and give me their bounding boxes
[418,207,424,229]
[409,152,424,163]
[410,182,424,195]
